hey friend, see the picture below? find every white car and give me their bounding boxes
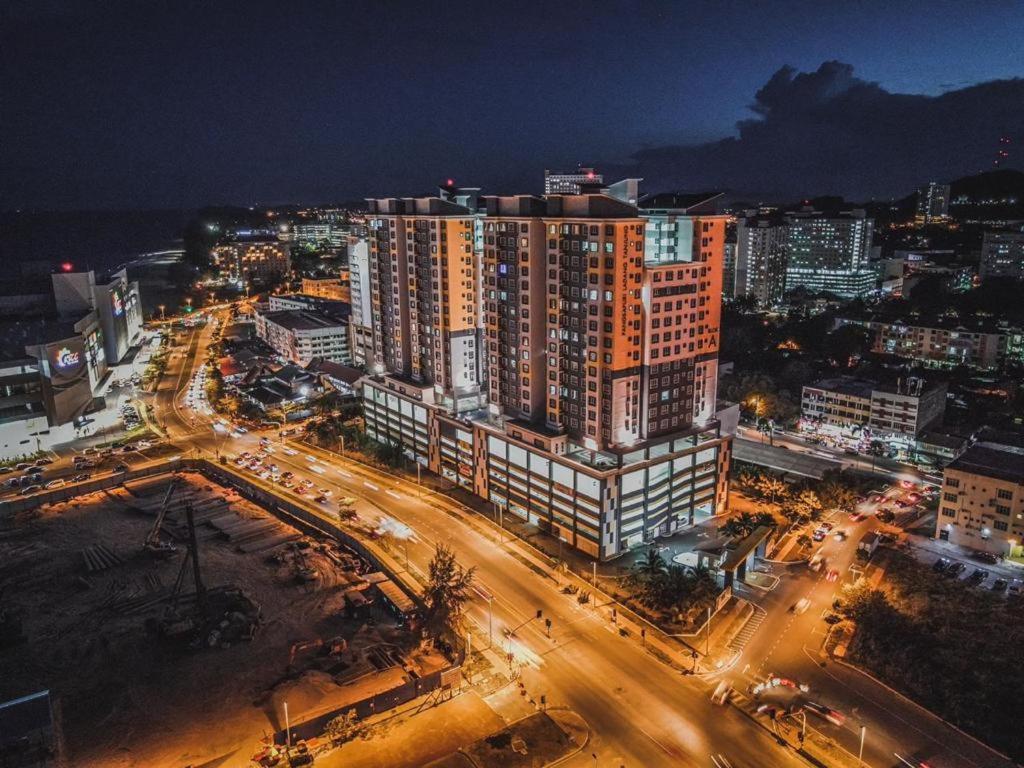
[282,448,298,456]
[44,479,66,489]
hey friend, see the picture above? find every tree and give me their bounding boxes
[324,710,363,744]
[817,478,859,512]
[421,544,476,643]
[631,547,668,582]
[719,511,776,539]
[824,324,871,367]
[374,440,406,468]
[754,475,789,505]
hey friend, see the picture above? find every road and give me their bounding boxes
[727,484,1016,768]
[5,313,1014,768]
[736,426,941,485]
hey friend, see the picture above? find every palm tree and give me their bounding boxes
[755,475,789,505]
[634,547,668,579]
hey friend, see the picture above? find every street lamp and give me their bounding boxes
[858,724,866,767]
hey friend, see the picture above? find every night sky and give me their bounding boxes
[2,0,1022,210]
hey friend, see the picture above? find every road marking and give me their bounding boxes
[386,490,402,500]
[337,469,353,478]
[363,481,379,491]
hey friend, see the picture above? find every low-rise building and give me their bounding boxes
[255,309,351,366]
[301,276,350,302]
[836,317,1008,370]
[237,364,322,415]
[800,375,946,452]
[936,436,1024,557]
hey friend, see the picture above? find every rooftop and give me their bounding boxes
[947,443,1024,484]
[807,377,875,400]
[260,309,346,332]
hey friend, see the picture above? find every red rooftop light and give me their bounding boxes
[60,262,73,272]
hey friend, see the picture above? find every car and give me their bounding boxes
[282,448,299,456]
[314,495,329,504]
[299,479,314,489]
[809,555,824,572]
[0,467,11,475]
[804,701,846,726]
[825,569,839,583]
[233,425,248,434]
[122,444,137,453]
[71,473,91,482]
[263,446,275,454]
[1009,580,1022,595]
[972,551,999,565]
[282,471,294,479]
[258,470,271,480]
[992,578,1009,592]
[812,529,826,542]
[114,463,129,472]
[137,440,152,449]
[34,458,53,466]
[338,497,356,507]
[932,556,951,573]
[19,484,42,495]
[317,488,333,497]
[900,480,914,489]
[820,522,835,532]
[876,509,895,524]
[293,486,307,495]
[710,681,734,706]
[968,567,989,584]
[833,530,846,541]
[44,479,66,489]
[791,598,811,615]
[280,479,294,489]
[14,463,31,471]
[234,457,247,466]
[906,493,921,503]
[944,561,966,578]
[894,499,911,509]
[848,511,865,522]
[4,477,22,488]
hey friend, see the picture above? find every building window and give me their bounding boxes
[997,488,1013,500]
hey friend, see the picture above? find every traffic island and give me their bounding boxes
[451,710,584,768]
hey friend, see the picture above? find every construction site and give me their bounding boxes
[0,471,445,768]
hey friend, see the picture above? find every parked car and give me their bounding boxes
[14,463,31,471]
[932,556,951,573]
[972,551,999,565]
[992,578,1009,592]
[968,568,989,585]
[114,463,129,472]
[18,485,41,496]
[34,458,53,466]
[71,473,91,482]
[876,509,895,524]
[44,479,66,489]
[944,561,966,578]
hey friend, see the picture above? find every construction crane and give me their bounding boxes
[144,475,179,555]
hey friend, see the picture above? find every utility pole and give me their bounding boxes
[706,605,711,656]
[858,725,866,767]
[284,701,291,748]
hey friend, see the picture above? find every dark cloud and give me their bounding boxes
[609,61,1024,201]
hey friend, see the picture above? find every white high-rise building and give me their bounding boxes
[784,210,876,298]
[347,238,374,368]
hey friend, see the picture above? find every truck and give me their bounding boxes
[857,531,881,560]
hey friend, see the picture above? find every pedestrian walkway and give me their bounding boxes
[728,602,766,654]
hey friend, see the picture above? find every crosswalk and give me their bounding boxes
[728,603,767,653]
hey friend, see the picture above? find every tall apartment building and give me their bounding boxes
[784,209,875,298]
[545,167,602,195]
[937,435,1024,557]
[734,214,788,307]
[361,187,733,561]
[348,238,374,368]
[915,182,950,224]
[293,221,348,249]
[980,228,1024,281]
[211,239,291,284]
[365,191,484,413]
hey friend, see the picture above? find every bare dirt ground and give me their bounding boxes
[0,472,436,768]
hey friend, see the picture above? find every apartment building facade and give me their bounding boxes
[784,210,875,298]
[937,439,1024,557]
[360,188,733,561]
[255,309,351,366]
[734,215,787,307]
[980,228,1024,282]
[348,238,374,368]
[836,317,1006,370]
[211,240,291,284]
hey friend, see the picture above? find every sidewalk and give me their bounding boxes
[315,691,504,768]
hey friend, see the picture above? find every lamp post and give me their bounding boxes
[858,725,866,767]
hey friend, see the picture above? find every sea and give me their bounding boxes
[0,209,194,275]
